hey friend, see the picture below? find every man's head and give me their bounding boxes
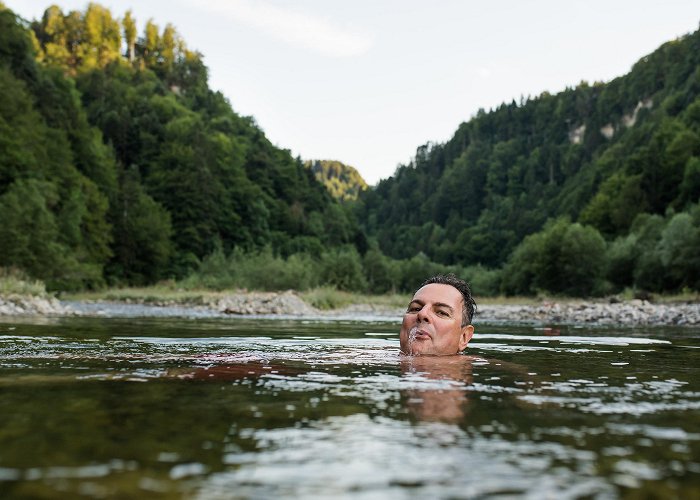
[399,274,476,356]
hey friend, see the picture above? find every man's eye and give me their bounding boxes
[408,306,420,312]
[436,310,449,317]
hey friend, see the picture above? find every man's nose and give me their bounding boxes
[416,306,430,322]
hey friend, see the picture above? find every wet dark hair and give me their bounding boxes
[420,274,477,326]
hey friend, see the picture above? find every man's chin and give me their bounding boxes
[401,342,435,356]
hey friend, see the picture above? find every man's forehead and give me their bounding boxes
[412,283,463,306]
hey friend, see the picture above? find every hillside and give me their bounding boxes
[0,4,363,289]
[1,2,698,297]
[305,160,368,201]
[357,26,700,295]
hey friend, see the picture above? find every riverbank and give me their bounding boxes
[0,294,73,316]
[1,290,700,326]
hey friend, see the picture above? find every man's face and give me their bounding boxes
[399,283,474,356]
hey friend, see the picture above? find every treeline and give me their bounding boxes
[0,4,364,290]
[2,2,698,298]
[356,25,700,296]
[182,243,497,296]
[182,201,700,297]
[305,160,368,202]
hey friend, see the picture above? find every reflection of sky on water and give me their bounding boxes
[0,319,699,497]
[197,414,617,499]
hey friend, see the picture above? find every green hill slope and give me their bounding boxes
[0,4,362,289]
[357,26,700,294]
[305,160,368,201]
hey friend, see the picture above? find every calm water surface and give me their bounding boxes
[0,315,699,498]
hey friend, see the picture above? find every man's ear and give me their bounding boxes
[459,324,474,351]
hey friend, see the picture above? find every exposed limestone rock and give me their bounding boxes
[600,123,615,139]
[568,124,586,144]
[621,98,653,128]
[213,291,317,316]
[0,294,74,316]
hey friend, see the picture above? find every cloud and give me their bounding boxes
[195,0,373,57]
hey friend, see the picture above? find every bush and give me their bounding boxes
[501,218,606,296]
[605,234,640,290]
[656,212,700,290]
[500,231,545,295]
[362,247,399,293]
[182,246,320,291]
[320,246,368,292]
[462,265,502,297]
[0,267,47,296]
[558,222,607,296]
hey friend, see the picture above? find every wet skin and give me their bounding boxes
[399,283,474,356]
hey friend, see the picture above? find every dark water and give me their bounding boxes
[0,315,699,499]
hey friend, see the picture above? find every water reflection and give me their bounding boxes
[400,355,473,422]
[0,318,699,498]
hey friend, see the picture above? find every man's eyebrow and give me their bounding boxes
[433,302,454,311]
[407,300,454,312]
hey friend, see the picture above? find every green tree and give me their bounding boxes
[657,212,700,290]
[141,19,159,67]
[320,246,368,291]
[82,3,121,70]
[676,156,700,207]
[160,23,176,73]
[502,218,606,296]
[0,179,64,282]
[122,10,136,62]
[362,246,398,293]
[108,166,172,284]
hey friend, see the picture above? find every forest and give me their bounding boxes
[0,3,698,297]
[0,3,365,290]
[357,24,700,296]
[306,160,368,202]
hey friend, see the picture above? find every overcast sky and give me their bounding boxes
[10,1,700,184]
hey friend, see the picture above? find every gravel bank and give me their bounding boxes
[476,300,700,326]
[1,292,699,326]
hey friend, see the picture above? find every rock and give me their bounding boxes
[0,294,74,316]
[215,290,317,316]
[475,300,700,326]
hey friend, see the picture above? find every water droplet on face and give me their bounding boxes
[408,326,418,355]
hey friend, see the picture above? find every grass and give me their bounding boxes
[25,278,700,309]
[0,268,47,296]
[62,284,229,305]
[63,283,409,311]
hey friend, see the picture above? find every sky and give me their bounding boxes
[10,1,700,185]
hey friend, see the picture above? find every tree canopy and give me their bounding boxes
[356,25,700,295]
[0,4,362,289]
[1,3,698,296]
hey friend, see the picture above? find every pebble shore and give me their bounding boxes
[476,300,700,326]
[1,292,699,326]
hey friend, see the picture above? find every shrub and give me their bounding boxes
[462,265,502,297]
[501,218,606,296]
[320,246,368,292]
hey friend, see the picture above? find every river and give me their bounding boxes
[0,313,699,498]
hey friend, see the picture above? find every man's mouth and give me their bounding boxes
[416,331,430,340]
[409,327,431,340]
